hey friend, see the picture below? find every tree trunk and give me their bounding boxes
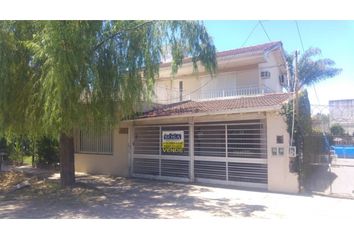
[31,139,35,168]
[59,133,75,186]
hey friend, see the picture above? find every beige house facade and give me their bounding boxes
[75,41,299,194]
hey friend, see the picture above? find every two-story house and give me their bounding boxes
[74,41,299,193]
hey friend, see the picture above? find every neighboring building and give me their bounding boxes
[312,113,330,133]
[329,99,354,135]
[74,41,299,193]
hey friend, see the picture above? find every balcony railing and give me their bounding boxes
[197,86,274,101]
[153,85,275,104]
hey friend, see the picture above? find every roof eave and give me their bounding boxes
[159,50,267,71]
[128,104,284,123]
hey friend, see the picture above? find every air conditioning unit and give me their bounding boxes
[260,71,271,79]
[279,74,287,86]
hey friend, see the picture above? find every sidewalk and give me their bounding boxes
[1,170,354,219]
[332,158,354,167]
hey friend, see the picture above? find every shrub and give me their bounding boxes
[35,137,59,168]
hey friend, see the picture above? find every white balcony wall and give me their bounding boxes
[200,71,237,94]
[153,50,286,104]
[154,80,172,104]
[156,68,261,103]
[236,69,259,87]
[170,75,200,101]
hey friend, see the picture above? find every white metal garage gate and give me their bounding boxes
[132,119,268,189]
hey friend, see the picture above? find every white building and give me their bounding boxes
[74,42,299,193]
[329,99,354,135]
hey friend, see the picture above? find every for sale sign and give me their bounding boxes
[162,131,184,153]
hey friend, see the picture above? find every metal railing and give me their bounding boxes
[196,86,274,101]
[153,84,275,104]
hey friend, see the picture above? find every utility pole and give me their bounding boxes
[295,50,299,122]
[294,50,302,192]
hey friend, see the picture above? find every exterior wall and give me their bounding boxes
[155,51,286,104]
[74,110,299,194]
[258,51,284,92]
[266,111,299,193]
[172,74,200,101]
[75,122,131,176]
[329,99,354,135]
[199,68,259,94]
[133,110,299,193]
[156,66,262,103]
[236,68,259,87]
[154,80,172,104]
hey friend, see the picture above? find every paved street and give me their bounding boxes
[306,158,354,197]
[330,159,354,196]
[1,171,354,219]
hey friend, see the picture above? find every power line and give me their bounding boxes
[294,21,322,106]
[241,22,259,47]
[259,20,271,42]
[295,21,305,53]
[294,21,330,154]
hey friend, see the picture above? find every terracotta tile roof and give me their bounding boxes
[138,93,291,119]
[160,41,282,68]
[216,41,282,57]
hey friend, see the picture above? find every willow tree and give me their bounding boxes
[0,21,217,186]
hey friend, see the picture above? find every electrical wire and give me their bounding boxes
[290,20,306,146]
[259,21,271,42]
[157,21,277,103]
[241,22,259,47]
[313,85,328,133]
[295,21,305,53]
[293,21,330,156]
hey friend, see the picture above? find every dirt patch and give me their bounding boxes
[2,168,354,219]
[0,171,106,205]
[0,171,28,192]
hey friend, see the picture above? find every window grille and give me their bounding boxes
[194,160,227,180]
[161,159,189,178]
[133,158,159,175]
[78,128,113,154]
[134,127,160,155]
[194,125,226,157]
[227,120,267,158]
[133,125,190,179]
[228,162,267,184]
[133,120,267,188]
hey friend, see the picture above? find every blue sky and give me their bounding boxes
[203,20,354,106]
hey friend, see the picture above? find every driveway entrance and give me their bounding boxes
[1,171,354,219]
[132,120,268,190]
[305,158,354,198]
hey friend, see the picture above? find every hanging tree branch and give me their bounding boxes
[93,21,155,51]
